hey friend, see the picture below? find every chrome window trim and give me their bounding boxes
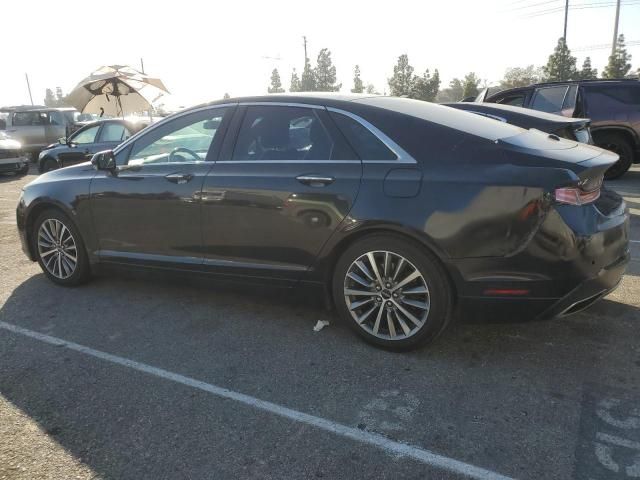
[326,107,416,164]
[114,101,416,165]
[113,103,238,156]
[238,102,324,110]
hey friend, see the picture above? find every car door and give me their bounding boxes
[58,124,102,167]
[89,106,233,269]
[45,111,67,143]
[8,111,46,150]
[200,103,362,283]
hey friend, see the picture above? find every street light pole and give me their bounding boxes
[611,0,621,57]
[24,73,34,106]
[563,0,569,41]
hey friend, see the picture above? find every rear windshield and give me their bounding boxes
[354,96,523,141]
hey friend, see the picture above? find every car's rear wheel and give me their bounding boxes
[41,158,58,173]
[33,210,90,286]
[332,235,453,351]
[595,132,634,180]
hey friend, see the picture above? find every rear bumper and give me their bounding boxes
[453,195,630,320]
[538,248,628,318]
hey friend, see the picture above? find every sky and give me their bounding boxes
[2,0,639,110]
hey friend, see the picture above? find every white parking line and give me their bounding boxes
[0,321,515,480]
[630,240,640,244]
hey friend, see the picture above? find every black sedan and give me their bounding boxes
[444,101,592,144]
[16,94,630,350]
[37,118,149,173]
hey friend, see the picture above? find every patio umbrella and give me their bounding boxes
[66,65,170,117]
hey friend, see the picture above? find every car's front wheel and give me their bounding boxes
[33,210,90,286]
[332,234,453,351]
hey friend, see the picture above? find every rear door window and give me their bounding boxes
[72,125,100,144]
[232,105,339,161]
[531,86,569,113]
[329,112,397,160]
[13,111,42,126]
[100,123,130,142]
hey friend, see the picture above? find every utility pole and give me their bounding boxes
[611,0,621,57]
[302,36,308,63]
[24,73,33,105]
[563,0,569,42]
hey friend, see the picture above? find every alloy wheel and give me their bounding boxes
[37,218,78,279]
[343,250,430,340]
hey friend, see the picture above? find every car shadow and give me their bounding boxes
[1,272,639,479]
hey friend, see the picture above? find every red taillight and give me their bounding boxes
[555,186,601,205]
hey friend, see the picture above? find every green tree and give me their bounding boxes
[365,83,378,95]
[577,57,598,80]
[411,69,440,102]
[543,38,577,81]
[388,54,415,97]
[289,68,301,92]
[604,34,632,79]
[300,57,317,92]
[462,72,481,99]
[44,88,57,106]
[268,68,285,93]
[314,48,341,91]
[351,65,364,93]
[500,65,543,89]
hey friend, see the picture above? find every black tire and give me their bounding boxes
[594,132,634,180]
[332,234,453,351]
[32,209,90,286]
[41,158,58,173]
[17,164,29,176]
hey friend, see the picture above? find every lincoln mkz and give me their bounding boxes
[16,94,630,350]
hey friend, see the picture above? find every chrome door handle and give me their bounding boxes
[296,175,335,187]
[165,172,194,184]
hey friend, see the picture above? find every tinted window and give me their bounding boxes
[100,123,130,142]
[72,125,100,144]
[330,112,396,160]
[48,111,65,125]
[13,111,42,126]
[586,85,640,114]
[128,108,227,165]
[531,86,569,113]
[232,106,335,161]
[497,95,526,107]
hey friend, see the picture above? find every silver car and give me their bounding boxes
[0,131,29,175]
[0,106,79,159]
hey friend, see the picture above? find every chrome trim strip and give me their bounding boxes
[238,101,324,110]
[325,107,416,164]
[113,103,238,155]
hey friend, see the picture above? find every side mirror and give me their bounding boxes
[58,137,66,145]
[91,150,116,171]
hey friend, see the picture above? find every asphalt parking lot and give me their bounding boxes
[1,166,639,480]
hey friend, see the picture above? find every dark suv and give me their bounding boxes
[481,79,640,179]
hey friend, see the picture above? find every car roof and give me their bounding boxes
[0,105,77,112]
[170,93,525,142]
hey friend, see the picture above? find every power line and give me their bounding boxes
[519,1,640,18]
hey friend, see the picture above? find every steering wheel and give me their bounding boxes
[168,147,201,163]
